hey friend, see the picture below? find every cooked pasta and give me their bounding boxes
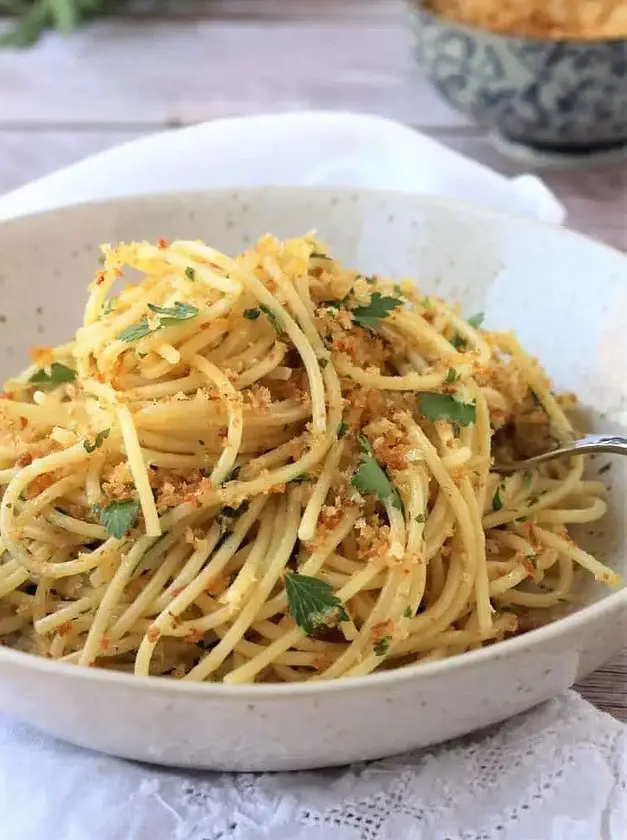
[0,234,620,683]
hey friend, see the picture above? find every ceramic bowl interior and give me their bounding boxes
[0,187,625,771]
[409,2,627,153]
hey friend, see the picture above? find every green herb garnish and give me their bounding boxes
[527,554,538,569]
[117,317,153,343]
[403,606,413,619]
[259,304,282,334]
[451,334,466,350]
[492,487,503,512]
[351,293,402,330]
[147,301,198,327]
[243,308,261,320]
[467,312,485,329]
[337,421,349,439]
[416,393,476,427]
[84,428,110,454]
[284,572,348,636]
[319,358,328,369]
[185,267,196,281]
[373,636,392,656]
[444,368,459,384]
[29,363,76,386]
[415,513,426,524]
[351,434,402,510]
[96,498,139,539]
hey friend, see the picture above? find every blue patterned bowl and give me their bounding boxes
[409,3,627,155]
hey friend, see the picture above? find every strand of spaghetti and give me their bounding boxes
[334,356,469,391]
[78,534,156,666]
[298,440,345,542]
[530,526,621,586]
[185,492,301,681]
[116,403,161,537]
[189,354,243,486]
[235,266,327,434]
[134,496,269,676]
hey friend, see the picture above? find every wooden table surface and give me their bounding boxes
[0,0,625,719]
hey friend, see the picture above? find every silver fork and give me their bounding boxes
[492,434,627,475]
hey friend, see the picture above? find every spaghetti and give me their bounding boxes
[0,234,620,683]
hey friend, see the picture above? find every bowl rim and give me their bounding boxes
[412,1,627,46]
[0,184,625,699]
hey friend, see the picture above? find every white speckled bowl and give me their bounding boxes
[0,188,625,771]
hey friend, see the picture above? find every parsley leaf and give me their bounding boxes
[373,636,392,656]
[96,498,139,539]
[337,421,349,439]
[243,308,261,320]
[403,606,413,618]
[492,487,503,512]
[259,304,282,334]
[527,554,538,569]
[284,572,348,636]
[147,301,198,327]
[351,293,402,330]
[117,317,153,342]
[444,368,459,384]
[185,266,196,281]
[467,312,485,329]
[416,393,476,427]
[414,513,426,524]
[117,302,198,341]
[352,435,402,510]
[29,363,76,386]
[451,334,466,349]
[84,428,110,454]
[319,358,328,369]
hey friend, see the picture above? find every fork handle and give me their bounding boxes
[493,433,627,475]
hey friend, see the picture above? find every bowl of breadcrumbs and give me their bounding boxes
[409,1,627,159]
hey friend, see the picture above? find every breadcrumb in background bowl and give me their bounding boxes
[408,0,627,161]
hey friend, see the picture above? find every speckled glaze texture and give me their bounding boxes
[0,187,625,771]
[411,5,627,151]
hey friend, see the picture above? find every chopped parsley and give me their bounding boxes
[284,572,348,636]
[96,498,139,539]
[117,317,153,342]
[219,500,250,518]
[337,421,349,439]
[185,266,196,281]
[467,312,485,329]
[83,428,110,454]
[259,304,282,334]
[403,606,413,619]
[29,363,76,387]
[444,368,459,384]
[416,392,476,427]
[414,513,426,524]
[527,554,538,569]
[351,293,402,330]
[243,308,261,320]
[352,434,402,510]
[117,301,198,341]
[146,301,198,326]
[373,636,392,656]
[492,487,503,512]
[319,358,328,369]
[451,334,467,350]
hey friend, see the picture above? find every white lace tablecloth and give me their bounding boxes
[1,693,625,840]
[0,113,624,839]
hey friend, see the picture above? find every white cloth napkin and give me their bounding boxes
[0,112,623,840]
